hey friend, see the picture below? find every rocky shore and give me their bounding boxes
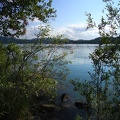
[31,93,90,120]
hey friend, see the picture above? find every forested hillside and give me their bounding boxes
[0,36,120,44]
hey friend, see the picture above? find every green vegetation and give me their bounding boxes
[1,36,120,44]
[72,0,120,119]
[0,40,70,119]
[0,0,56,38]
[0,1,70,119]
[1,0,120,119]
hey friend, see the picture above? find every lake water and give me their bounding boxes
[23,43,99,100]
[57,44,99,100]
[66,44,98,80]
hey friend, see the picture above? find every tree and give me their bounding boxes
[0,0,56,37]
[0,37,70,119]
[0,1,71,120]
[72,0,120,119]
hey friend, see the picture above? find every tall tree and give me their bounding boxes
[0,1,71,120]
[72,0,120,119]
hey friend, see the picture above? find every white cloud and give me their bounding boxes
[20,24,52,39]
[20,23,100,40]
[20,25,40,39]
[52,23,100,40]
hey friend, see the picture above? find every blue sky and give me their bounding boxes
[21,0,117,40]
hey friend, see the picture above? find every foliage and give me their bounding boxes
[0,1,71,120]
[0,35,70,119]
[72,0,120,119]
[0,0,56,37]
[75,114,82,120]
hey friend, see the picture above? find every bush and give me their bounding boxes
[0,41,69,119]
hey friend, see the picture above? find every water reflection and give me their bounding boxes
[57,44,99,99]
[65,44,98,81]
[65,44,98,65]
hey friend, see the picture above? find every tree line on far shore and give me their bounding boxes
[0,36,120,44]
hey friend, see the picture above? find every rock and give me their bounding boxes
[75,102,89,109]
[39,103,61,111]
[30,116,41,120]
[61,93,69,102]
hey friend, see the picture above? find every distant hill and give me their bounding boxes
[0,36,51,44]
[0,36,119,44]
[67,37,101,44]
[0,36,32,44]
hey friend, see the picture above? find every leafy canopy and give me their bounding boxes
[0,0,56,37]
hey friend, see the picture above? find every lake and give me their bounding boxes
[66,44,98,80]
[23,43,99,99]
[57,44,99,100]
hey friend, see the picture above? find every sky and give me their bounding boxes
[21,0,117,40]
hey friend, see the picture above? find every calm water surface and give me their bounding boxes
[66,44,98,80]
[58,44,99,99]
